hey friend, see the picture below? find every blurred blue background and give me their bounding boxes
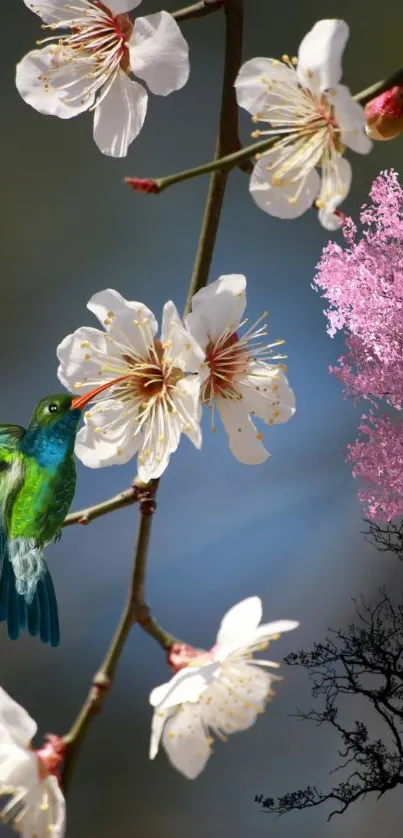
[1,0,403,835]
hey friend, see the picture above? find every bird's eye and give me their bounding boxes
[48,403,59,414]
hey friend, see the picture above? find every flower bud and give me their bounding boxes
[365,86,403,141]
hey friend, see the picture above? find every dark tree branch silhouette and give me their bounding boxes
[256,590,403,820]
[363,519,403,561]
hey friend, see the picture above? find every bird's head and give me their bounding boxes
[28,377,131,431]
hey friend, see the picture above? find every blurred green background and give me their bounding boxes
[1,0,403,835]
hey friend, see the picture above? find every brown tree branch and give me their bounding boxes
[172,0,224,23]
[62,485,139,527]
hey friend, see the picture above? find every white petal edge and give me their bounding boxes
[235,57,298,115]
[0,688,37,747]
[162,705,211,779]
[129,12,189,96]
[93,70,148,157]
[216,597,262,650]
[217,398,270,465]
[16,47,95,119]
[149,664,219,710]
[330,85,373,153]
[161,300,205,373]
[22,0,75,23]
[250,154,321,219]
[107,0,143,12]
[186,274,247,346]
[297,19,349,92]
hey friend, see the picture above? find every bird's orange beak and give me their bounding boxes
[71,376,130,410]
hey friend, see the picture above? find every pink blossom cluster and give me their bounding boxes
[313,170,403,521]
[346,413,403,522]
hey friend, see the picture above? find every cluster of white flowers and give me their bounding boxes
[56,275,296,481]
[0,598,298,836]
[16,6,372,226]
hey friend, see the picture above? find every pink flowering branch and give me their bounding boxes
[313,169,403,522]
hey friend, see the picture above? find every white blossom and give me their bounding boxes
[0,687,65,837]
[57,288,204,481]
[185,274,295,465]
[149,597,299,779]
[16,0,189,157]
[235,19,372,228]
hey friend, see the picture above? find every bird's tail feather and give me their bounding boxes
[0,530,60,646]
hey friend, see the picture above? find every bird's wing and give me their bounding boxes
[0,424,26,449]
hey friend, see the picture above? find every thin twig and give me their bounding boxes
[172,0,224,23]
[183,0,244,315]
[126,66,403,199]
[61,482,176,793]
[62,486,138,527]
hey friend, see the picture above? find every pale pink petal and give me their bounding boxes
[297,19,349,92]
[0,688,37,747]
[129,12,189,96]
[93,70,147,157]
[87,289,157,357]
[217,398,270,464]
[16,47,95,119]
[216,597,262,651]
[235,57,297,115]
[330,85,373,153]
[186,274,247,346]
[250,153,320,219]
[107,0,143,12]
[162,704,211,779]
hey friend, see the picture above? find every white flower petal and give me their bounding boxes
[250,153,320,219]
[16,47,95,119]
[249,620,300,645]
[217,398,270,465]
[162,704,211,779]
[242,364,296,424]
[318,154,351,230]
[172,375,203,449]
[150,664,219,710]
[235,57,297,115]
[107,0,143,12]
[56,326,115,392]
[22,0,73,24]
[75,399,141,467]
[318,206,343,230]
[87,289,158,357]
[203,662,270,732]
[129,12,189,96]
[149,706,170,760]
[93,70,148,157]
[186,275,247,346]
[0,688,37,747]
[161,301,204,372]
[330,85,373,153]
[30,776,66,838]
[0,744,38,788]
[216,597,262,654]
[297,19,349,92]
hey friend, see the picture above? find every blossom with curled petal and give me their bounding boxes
[16,0,189,157]
[0,687,65,837]
[185,274,295,465]
[57,288,204,481]
[149,597,299,779]
[235,19,372,229]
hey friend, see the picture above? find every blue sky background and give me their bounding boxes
[1,0,403,835]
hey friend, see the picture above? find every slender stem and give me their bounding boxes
[61,484,167,793]
[127,65,403,201]
[183,0,244,316]
[172,0,224,23]
[62,485,138,527]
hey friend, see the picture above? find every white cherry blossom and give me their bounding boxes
[235,19,372,229]
[149,597,299,779]
[185,274,295,465]
[0,687,65,837]
[57,288,204,481]
[16,0,189,157]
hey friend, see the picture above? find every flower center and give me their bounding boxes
[121,340,185,405]
[38,1,134,105]
[35,735,65,781]
[202,332,250,402]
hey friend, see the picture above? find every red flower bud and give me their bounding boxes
[365,86,403,141]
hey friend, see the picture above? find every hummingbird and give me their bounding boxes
[0,376,128,647]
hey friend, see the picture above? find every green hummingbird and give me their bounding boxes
[0,376,127,647]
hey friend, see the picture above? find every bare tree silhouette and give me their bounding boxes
[256,590,403,819]
[363,519,403,561]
